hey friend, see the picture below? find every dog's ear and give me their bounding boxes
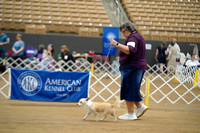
[85,97,90,101]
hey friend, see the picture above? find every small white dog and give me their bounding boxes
[77,97,120,122]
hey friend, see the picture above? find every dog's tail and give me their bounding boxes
[111,96,121,108]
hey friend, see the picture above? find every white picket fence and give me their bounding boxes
[0,57,199,104]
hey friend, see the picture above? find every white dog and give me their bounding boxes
[77,97,120,122]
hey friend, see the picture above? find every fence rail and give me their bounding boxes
[0,57,199,104]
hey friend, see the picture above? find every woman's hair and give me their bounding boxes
[119,22,137,33]
[38,44,45,50]
[17,33,22,37]
[61,45,69,52]
[48,44,54,55]
[161,42,166,48]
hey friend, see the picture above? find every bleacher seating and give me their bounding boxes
[122,0,200,42]
[0,0,199,42]
[0,0,111,36]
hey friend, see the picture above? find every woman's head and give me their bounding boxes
[48,44,54,55]
[16,34,22,41]
[119,22,137,38]
[161,42,166,48]
[191,54,195,61]
[61,45,69,53]
[39,44,45,50]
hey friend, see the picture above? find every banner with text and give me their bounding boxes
[102,27,119,56]
[10,68,90,102]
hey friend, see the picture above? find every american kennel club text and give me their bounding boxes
[45,78,82,92]
[17,71,82,97]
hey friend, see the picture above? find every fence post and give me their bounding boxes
[8,68,11,99]
[145,77,150,107]
[3,58,6,65]
[174,67,179,83]
[90,62,94,79]
[193,70,200,88]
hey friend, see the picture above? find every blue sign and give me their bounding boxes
[10,68,90,102]
[102,27,119,56]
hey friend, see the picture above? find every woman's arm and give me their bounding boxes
[12,47,17,53]
[155,49,158,59]
[165,50,168,55]
[0,41,8,46]
[42,51,47,59]
[110,39,130,55]
[16,47,24,54]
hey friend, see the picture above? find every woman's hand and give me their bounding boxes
[111,39,130,55]
[110,39,118,47]
[15,51,19,55]
[47,51,52,56]
[12,47,18,55]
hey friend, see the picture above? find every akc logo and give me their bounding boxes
[106,32,116,41]
[17,71,42,96]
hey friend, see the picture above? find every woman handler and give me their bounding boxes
[110,22,148,120]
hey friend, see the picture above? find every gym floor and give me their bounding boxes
[0,73,200,133]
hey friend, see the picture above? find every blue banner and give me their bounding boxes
[102,27,119,56]
[10,68,90,102]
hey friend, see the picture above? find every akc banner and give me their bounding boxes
[10,68,90,102]
[102,27,119,56]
